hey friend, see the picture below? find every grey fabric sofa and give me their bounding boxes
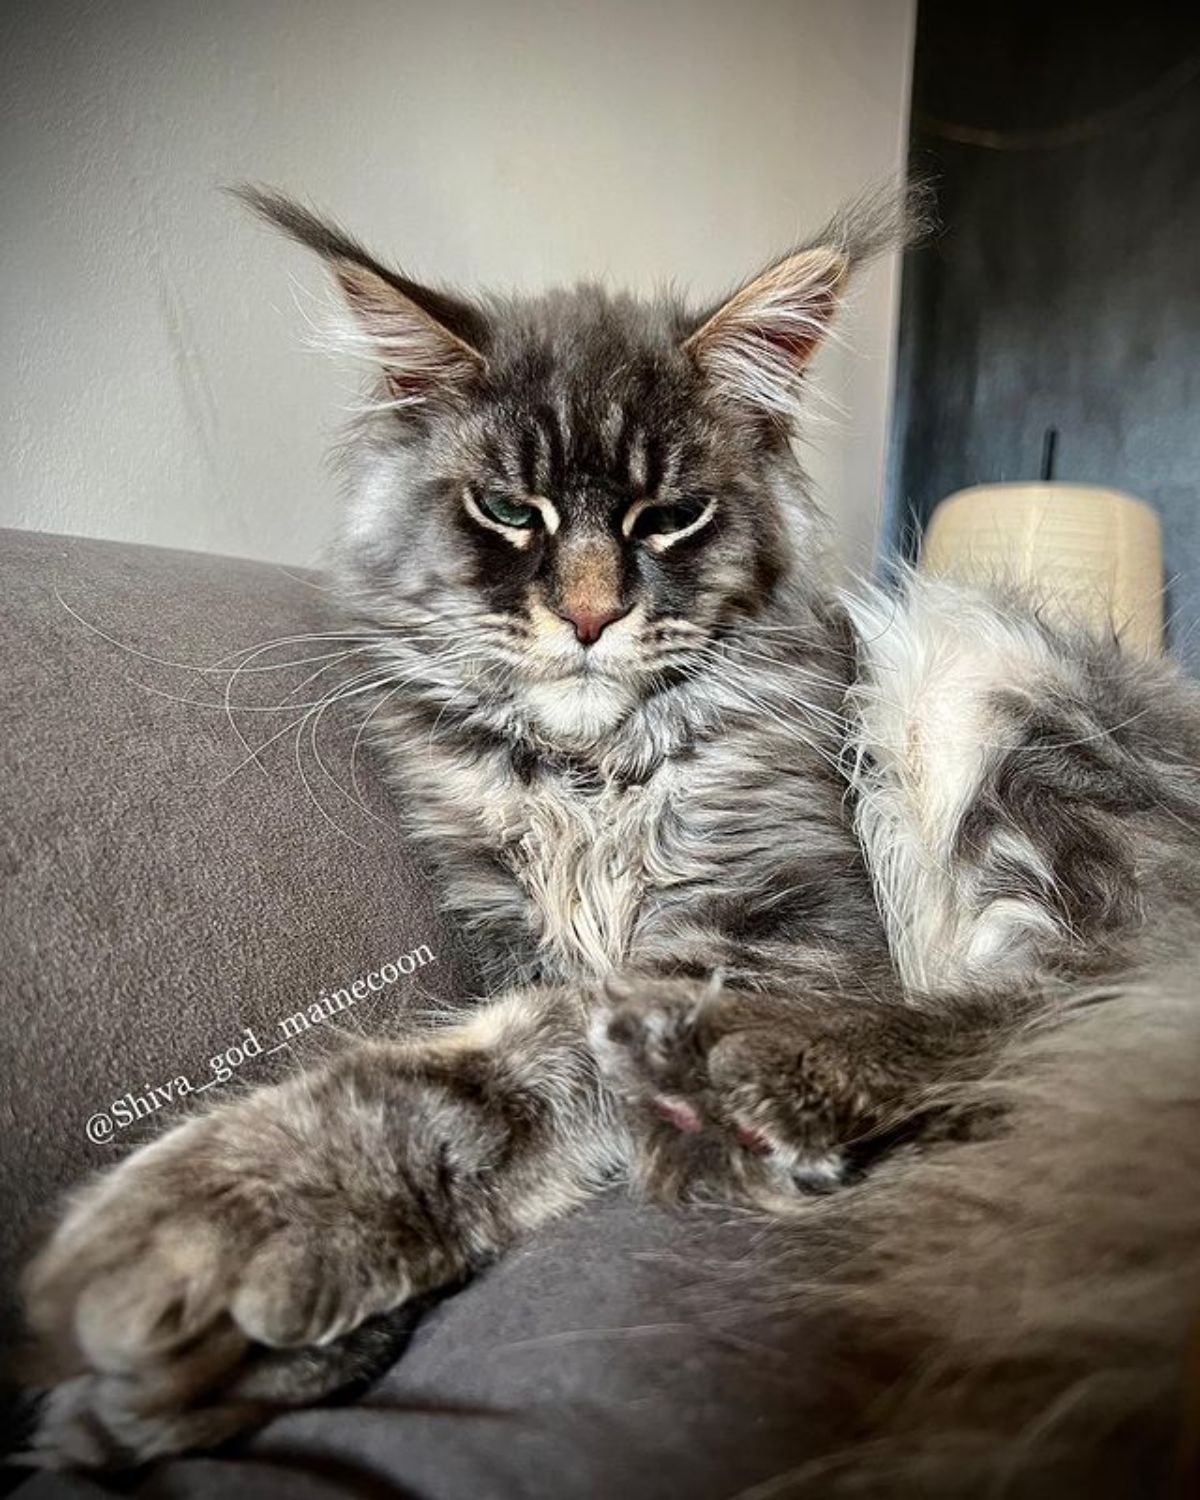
[1,529,834,1499]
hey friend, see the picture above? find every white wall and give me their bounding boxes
[2,0,915,575]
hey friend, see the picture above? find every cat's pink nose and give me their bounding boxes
[557,604,629,646]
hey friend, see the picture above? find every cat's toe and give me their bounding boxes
[592,974,717,1107]
[232,1230,404,1349]
[25,1192,242,1382]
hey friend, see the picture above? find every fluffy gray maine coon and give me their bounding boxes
[22,188,1200,1494]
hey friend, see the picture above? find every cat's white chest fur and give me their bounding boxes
[499,772,673,978]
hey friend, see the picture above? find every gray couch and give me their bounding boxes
[2,529,836,1499]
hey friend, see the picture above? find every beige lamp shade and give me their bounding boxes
[920,483,1165,655]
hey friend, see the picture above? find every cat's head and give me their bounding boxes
[241,187,910,745]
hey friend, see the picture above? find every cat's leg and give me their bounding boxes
[23,987,620,1467]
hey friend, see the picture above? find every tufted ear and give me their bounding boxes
[683,183,929,424]
[682,246,849,421]
[234,185,488,407]
[326,257,486,406]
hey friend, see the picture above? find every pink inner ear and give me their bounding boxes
[757,326,817,363]
[756,285,838,366]
[384,369,428,401]
[333,259,485,401]
[681,251,848,420]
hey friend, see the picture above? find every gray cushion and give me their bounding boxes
[0,530,477,1353]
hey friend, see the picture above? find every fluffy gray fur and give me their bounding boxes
[20,188,1200,1495]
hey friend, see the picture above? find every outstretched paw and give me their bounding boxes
[595,976,901,1201]
[23,1046,495,1468]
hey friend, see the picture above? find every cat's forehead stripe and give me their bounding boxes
[620,423,646,492]
[642,432,666,497]
[599,399,625,452]
[517,428,540,496]
[499,402,677,505]
[600,409,668,498]
[537,403,566,495]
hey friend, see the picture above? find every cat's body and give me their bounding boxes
[367,566,885,1000]
[21,190,1200,1492]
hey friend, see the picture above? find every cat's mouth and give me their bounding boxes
[530,653,644,687]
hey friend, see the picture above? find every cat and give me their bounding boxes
[20,187,1200,1493]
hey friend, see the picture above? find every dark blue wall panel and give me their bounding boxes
[889,1,1200,662]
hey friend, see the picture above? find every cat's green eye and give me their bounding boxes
[629,498,711,542]
[479,492,538,530]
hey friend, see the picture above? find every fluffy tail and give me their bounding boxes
[752,965,1200,1498]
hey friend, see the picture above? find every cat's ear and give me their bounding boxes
[234,186,488,406]
[683,183,929,423]
[328,258,487,406]
[682,246,849,420]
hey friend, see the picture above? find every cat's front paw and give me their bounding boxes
[595,976,895,1200]
[23,1048,486,1467]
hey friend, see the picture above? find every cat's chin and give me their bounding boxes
[521,674,639,745]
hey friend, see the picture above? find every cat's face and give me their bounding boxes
[347,290,813,741]
[243,190,876,744]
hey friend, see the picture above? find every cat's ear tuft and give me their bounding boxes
[683,181,930,423]
[232,184,488,407]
